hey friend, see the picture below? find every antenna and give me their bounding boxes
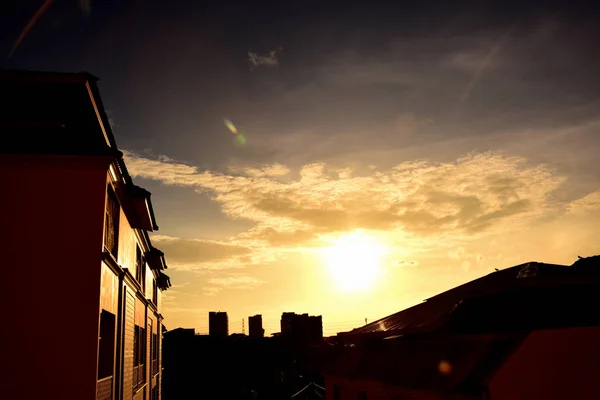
[242,318,245,334]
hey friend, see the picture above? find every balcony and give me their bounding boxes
[97,376,113,400]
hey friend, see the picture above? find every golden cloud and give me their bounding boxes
[567,191,600,215]
[150,235,252,270]
[126,151,566,244]
[201,274,265,296]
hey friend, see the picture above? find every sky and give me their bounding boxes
[2,1,599,336]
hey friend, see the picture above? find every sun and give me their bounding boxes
[322,231,387,292]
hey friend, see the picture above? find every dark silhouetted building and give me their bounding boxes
[209,311,229,336]
[281,313,323,344]
[325,256,600,400]
[249,314,265,337]
[0,69,171,400]
[162,330,328,400]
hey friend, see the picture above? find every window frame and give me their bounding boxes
[133,324,147,390]
[98,310,116,380]
[135,245,146,292]
[104,185,120,257]
[150,319,159,376]
[152,279,158,306]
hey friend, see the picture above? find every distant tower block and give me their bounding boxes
[280,312,323,343]
[248,314,264,338]
[209,311,228,336]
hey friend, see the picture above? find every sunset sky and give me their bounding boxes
[3,1,599,335]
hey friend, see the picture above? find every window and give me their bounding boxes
[333,385,341,400]
[133,325,146,389]
[152,279,158,305]
[150,322,159,375]
[98,310,116,379]
[151,386,159,400]
[358,391,367,400]
[135,245,146,291]
[104,186,120,257]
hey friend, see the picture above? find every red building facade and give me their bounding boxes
[0,69,171,400]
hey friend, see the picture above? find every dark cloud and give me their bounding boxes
[248,50,279,69]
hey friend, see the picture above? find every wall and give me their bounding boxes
[100,262,119,315]
[135,297,146,327]
[145,264,154,300]
[490,327,600,400]
[123,285,135,400]
[0,155,111,400]
[117,195,159,400]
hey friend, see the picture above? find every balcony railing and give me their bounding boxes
[97,376,113,400]
[133,365,145,390]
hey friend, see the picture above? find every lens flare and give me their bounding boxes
[234,134,247,147]
[224,119,238,134]
[224,118,247,146]
[438,360,452,375]
[9,0,54,59]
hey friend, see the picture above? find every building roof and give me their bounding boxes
[146,247,168,270]
[164,327,196,338]
[341,257,600,339]
[1,69,171,286]
[1,69,159,225]
[1,69,115,157]
[157,271,172,290]
[327,256,600,395]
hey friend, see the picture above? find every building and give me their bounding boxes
[162,330,325,399]
[0,69,171,400]
[325,256,600,400]
[209,311,229,336]
[281,313,323,344]
[249,314,265,338]
[308,315,324,341]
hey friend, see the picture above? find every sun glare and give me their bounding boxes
[322,231,387,292]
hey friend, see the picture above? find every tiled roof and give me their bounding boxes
[1,69,116,156]
[342,258,600,338]
[327,256,600,395]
